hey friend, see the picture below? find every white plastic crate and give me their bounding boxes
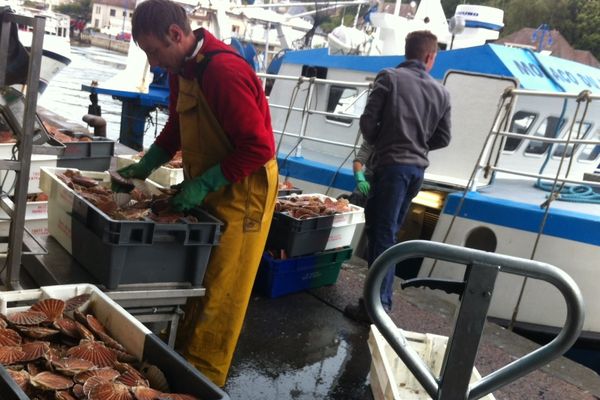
[0,284,150,360]
[0,284,227,400]
[40,167,111,214]
[116,154,183,187]
[368,325,495,400]
[0,154,57,194]
[48,200,72,253]
[0,200,48,236]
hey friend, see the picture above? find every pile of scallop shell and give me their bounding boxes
[0,294,200,400]
[275,195,352,219]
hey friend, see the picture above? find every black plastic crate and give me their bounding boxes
[71,194,221,246]
[57,135,115,171]
[68,194,222,289]
[277,187,302,197]
[59,135,115,159]
[266,212,335,257]
[70,215,220,289]
[57,156,111,171]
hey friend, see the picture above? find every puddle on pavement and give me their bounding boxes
[225,293,373,399]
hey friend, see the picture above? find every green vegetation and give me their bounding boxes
[55,0,92,23]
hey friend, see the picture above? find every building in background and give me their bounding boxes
[91,0,134,36]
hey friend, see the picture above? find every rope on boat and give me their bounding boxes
[277,77,310,184]
[534,91,600,204]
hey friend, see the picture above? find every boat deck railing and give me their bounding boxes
[258,72,370,158]
[477,88,600,190]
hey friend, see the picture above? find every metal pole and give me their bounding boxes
[5,15,45,289]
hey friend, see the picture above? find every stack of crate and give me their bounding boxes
[255,193,365,298]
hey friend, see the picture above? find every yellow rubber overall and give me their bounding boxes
[174,61,278,386]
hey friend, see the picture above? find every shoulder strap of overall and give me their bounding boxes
[195,49,247,89]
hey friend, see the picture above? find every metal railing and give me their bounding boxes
[365,240,584,400]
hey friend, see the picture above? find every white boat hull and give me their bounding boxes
[419,183,600,339]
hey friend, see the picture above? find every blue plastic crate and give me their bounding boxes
[255,247,352,298]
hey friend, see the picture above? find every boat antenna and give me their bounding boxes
[532,23,553,52]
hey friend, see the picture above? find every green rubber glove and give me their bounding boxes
[112,144,171,192]
[171,164,230,212]
[354,170,370,196]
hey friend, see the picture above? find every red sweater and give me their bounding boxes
[155,29,275,183]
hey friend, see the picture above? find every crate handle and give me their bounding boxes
[364,240,584,400]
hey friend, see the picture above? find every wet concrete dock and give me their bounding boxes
[226,257,600,399]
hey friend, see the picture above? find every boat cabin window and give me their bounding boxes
[552,121,592,159]
[524,116,567,155]
[326,86,365,125]
[504,111,537,152]
[578,128,600,162]
[301,66,327,79]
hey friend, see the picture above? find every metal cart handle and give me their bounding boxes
[364,240,584,400]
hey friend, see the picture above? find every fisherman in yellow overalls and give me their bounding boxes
[113,0,278,386]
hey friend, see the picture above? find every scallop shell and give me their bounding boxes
[139,362,169,392]
[29,371,73,390]
[20,341,50,362]
[74,366,120,384]
[0,317,7,329]
[98,331,126,352]
[72,383,85,399]
[6,369,29,391]
[52,357,95,376]
[27,361,43,376]
[116,368,149,387]
[131,385,162,400]
[158,394,199,400]
[112,347,138,364]
[6,310,47,326]
[56,390,77,400]
[85,314,108,336]
[16,325,60,339]
[30,298,65,322]
[64,294,91,313]
[75,321,96,341]
[0,345,25,364]
[73,310,87,326]
[0,328,22,346]
[88,381,133,400]
[54,318,80,338]
[83,375,110,397]
[67,340,116,368]
[45,346,63,363]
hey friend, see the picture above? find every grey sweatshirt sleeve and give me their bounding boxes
[360,70,390,144]
[427,96,452,151]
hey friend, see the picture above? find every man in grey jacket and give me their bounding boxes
[345,30,451,321]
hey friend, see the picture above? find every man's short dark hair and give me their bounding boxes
[131,0,191,43]
[405,30,438,62]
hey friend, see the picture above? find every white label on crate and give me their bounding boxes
[302,271,323,281]
[32,204,48,215]
[58,217,71,237]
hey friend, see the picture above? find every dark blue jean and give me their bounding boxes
[365,164,424,311]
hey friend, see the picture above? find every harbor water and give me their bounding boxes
[38,44,167,150]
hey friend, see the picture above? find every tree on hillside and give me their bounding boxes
[575,0,600,60]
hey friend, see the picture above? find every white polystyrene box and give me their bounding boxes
[367,325,495,400]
